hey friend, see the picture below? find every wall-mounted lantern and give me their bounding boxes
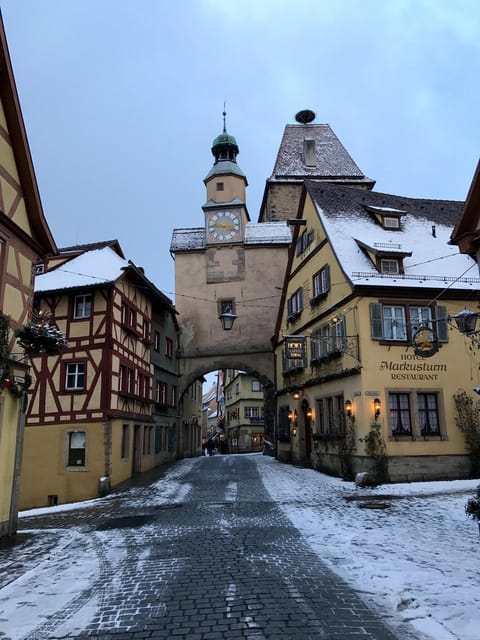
[292,390,301,399]
[288,408,297,423]
[344,399,353,418]
[292,426,298,437]
[306,407,313,420]
[452,309,479,335]
[219,307,237,331]
[374,397,381,420]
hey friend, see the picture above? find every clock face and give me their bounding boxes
[207,211,241,242]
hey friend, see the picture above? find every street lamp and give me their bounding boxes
[452,309,479,335]
[219,307,237,331]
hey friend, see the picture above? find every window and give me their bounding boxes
[251,380,262,392]
[216,182,224,191]
[138,373,146,398]
[417,393,440,435]
[127,368,135,394]
[410,306,433,331]
[68,431,86,466]
[317,395,345,434]
[245,406,263,418]
[311,317,346,361]
[388,391,442,438]
[142,318,150,342]
[165,337,174,358]
[155,425,162,453]
[65,363,85,390]
[312,265,330,302]
[296,229,315,256]
[380,259,399,274]
[389,393,412,435]
[287,288,304,321]
[156,380,167,405]
[171,385,177,407]
[304,139,315,166]
[370,303,448,343]
[121,424,130,459]
[143,425,154,455]
[74,294,92,319]
[121,301,136,331]
[154,331,161,351]
[383,216,400,229]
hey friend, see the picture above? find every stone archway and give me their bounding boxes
[179,352,276,450]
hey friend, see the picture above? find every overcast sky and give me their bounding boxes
[1,0,479,298]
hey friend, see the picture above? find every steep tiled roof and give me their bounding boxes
[304,181,478,291]
[269,124,374,186]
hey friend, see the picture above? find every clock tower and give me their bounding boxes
[203,111,249,244]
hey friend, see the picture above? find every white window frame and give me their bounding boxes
[65,362,85,390]
[74,294,92,319]
[382,305,407,341]
[380,258,400,274]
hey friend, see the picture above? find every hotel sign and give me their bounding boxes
[285,336,306,360]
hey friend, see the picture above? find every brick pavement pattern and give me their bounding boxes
[6,455,404,640]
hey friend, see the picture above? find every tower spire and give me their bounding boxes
[223,102,227,134]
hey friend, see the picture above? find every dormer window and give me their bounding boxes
[383,216,400,229]
[365,205,405,230]
[304,139,316,166]
[354,239,412,275]
[380,258,399,274]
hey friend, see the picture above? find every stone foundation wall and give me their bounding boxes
[311,452,471,483]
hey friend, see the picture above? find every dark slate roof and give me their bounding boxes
[306,181,464,227]
[303,181,477,290]
[58,239,125,258]
[269,124,374,186]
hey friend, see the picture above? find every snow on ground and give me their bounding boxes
[2,455,479,640]
[253,455,480,640]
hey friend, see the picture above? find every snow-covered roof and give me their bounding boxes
[34,246,129,292]
[305,181,479,291]
[244,222,291,244]
[170,222,291,252]
[269,124,375,186]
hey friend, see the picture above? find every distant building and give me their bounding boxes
[224,370,264,453]
[19,241,181,508]
[0,15,57,536]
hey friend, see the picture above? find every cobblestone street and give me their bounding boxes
[0,456,425,639]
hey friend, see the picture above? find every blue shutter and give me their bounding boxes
[370,303,384,340]
[435,306,449,342]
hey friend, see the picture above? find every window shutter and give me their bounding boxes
[299,288,304,311]
[296,237,302,257]
[324,264,330,292]
[435,306,449,342]
[370,303,384,340]
[287,297,292,317]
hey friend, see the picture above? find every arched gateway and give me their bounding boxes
[170,113,291,443]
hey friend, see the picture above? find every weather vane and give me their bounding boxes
[223,101,227,133]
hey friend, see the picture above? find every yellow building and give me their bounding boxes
[224,370,264,452]
[0,17,57,536]
[274,178,480,482]
[19,242,180,508]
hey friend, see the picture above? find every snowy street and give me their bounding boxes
[0,454,479,640]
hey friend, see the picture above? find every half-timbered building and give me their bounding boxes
[0,15,57,536]
[19,241,180,508]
